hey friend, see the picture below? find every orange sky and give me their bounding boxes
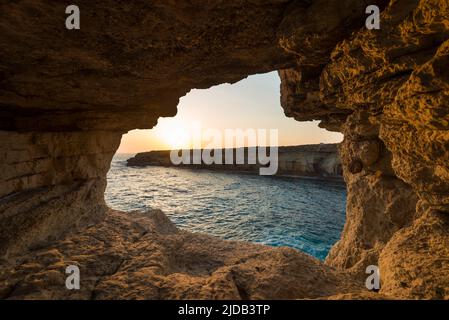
[117,72,343,154]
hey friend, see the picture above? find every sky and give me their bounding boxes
[117,72,343,153]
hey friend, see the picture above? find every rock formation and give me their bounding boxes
[0,0,448,299]
[0,210,368,300]
[126,144,342,178]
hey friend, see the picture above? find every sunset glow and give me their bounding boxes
[117,72,343,154]
[156,119,191,150]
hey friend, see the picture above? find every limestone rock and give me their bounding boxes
[379,207,449,299]
[0,0,448,299]
[0,131,121,257]
[0,210,367,300]
[280,0,449,297]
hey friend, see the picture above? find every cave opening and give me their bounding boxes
[105,71,346,260]
[1,0,447,300]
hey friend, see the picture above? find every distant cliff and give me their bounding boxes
[127,144,342,179]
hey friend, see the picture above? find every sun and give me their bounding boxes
[156,119,191,150]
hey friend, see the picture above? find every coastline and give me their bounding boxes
[126,144,343,180]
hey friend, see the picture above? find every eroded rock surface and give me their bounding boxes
[0,210,367,300]
[280,0,449,298]
[0,131,121,257]
[0,0,448,299]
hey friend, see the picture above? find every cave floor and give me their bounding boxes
[0,209,383,300]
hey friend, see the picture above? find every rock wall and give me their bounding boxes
[279,0,449,297]
[126,144,342,178]
[0,131,121,257]
[0,0,448,299]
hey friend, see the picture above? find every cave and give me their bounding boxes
[1,0,448,300]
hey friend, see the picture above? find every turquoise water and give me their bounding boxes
[105,154,346,260]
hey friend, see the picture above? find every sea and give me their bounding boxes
[105,154,346,260]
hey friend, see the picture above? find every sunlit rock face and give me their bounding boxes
[0,0,448,299]
[281,0,449,298]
